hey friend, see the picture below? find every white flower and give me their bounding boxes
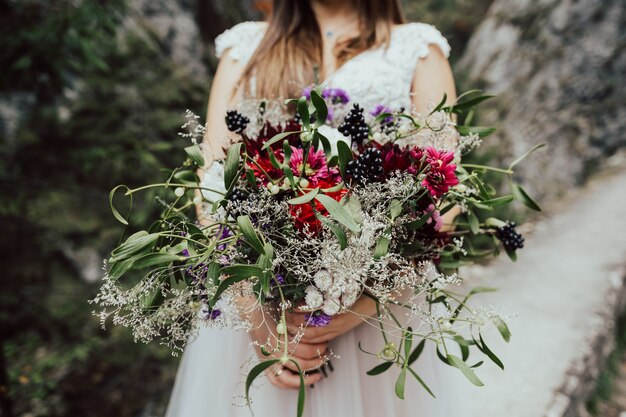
[313,269,333,291]
[304,286,324,309]
[317,125,350,156]
[200,161,226,203]
[322,297,341,316]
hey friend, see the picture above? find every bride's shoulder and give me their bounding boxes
[391,22,451,59]
[215,21,268,62]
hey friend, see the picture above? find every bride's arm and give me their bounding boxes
[412,44,461,231]
[285,44,460,343]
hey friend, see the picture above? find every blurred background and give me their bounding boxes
[0,0,624,416]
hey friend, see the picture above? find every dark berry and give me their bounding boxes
[225,110,249,133]
[227,188,249,203]
[495,221,525,251]
[338,104,369,145]
[346,147,384,185]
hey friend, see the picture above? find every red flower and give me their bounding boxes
[421,147,459,197]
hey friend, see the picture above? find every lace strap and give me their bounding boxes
[387,23,451,78]
[215,21,267,64]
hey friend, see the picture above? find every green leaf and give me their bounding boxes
[510,182,542,211]
[237,215,266,254]
[366,361,394,376]
[456,126,496,138]
[262,130,301,150]
[470,286,498,295]
[316,130,332,159]
[288,359,307,417]
[311,89,328,127]
[373,236,391,259]
[315,213,348,250]
[478,333,504,370]
[430,93,448,114]
[109,185,131,225]
[406,212,433,231]
[508,143,547,170]
[337,140,353,177]
[315,194,360,232]
[408,340,426,365]
[297,96,310,130]
[395,368,407,399]
[407,367,436,398]
[245,359,280,407]
[468,210,480,234]
[450,94,495,112]
[224,143,242,190]
[493,316,511,342]
[390,199,403,220]
[447,354,484,386]
[108,258,135,280]
[111,232,159,262]
[184,145,205,167]
[478,195,515,207]
[287,188,319,205]
[211,265,264,305]
[404,327,413,359]
[132,253,184,269]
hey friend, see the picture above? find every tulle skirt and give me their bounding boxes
[165,306,472,417]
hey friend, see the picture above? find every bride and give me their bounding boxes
[166,0,471,416]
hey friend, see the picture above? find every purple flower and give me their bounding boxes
[216,226,232,251]
[322,87,350,105]
[305,311,332,327]
[271,274,285,288]
[202,305,221,320]
[181,249,190,257]
[371,104,394,124]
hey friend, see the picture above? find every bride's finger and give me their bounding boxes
[291,342,328,359]
[275,368,322,389]
[281,354,328,373]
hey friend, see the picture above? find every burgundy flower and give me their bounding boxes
[422,147,459,198]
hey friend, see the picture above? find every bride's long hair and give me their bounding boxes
[240,0,405,99]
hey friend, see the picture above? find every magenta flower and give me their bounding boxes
[422,147,459,197]
[289,147,340,186]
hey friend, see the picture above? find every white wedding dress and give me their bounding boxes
[165,21,472,417]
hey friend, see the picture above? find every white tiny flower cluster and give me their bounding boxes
[178,109,206,145]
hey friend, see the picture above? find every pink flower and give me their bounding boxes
[289,147,340,186]
[421,147,459,198]
[425,203,443,232]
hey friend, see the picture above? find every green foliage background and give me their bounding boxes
[0,0,492,415]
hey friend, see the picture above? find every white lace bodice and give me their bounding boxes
[215,21,450,112]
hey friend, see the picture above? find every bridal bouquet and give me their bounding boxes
[93,87,542,416]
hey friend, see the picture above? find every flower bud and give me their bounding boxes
[300,131,314,143]
[276,321,286,335]
[398,125,409,135]
[193,196,203,205]
[174,187,185,197]
[269,184,280,194]
[299,178,310,188]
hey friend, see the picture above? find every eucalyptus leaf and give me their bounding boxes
[224,143,243,190]
[184,145,205,167]
[395,368,407,399]
[447,354,484,386]
[510,182,542,211]
[237,215,266,254]
[366,361,394,376]
[287,188,319,205]
[315,194,360,232]
[311,89,328,127]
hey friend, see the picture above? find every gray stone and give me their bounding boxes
[458,0,626,203]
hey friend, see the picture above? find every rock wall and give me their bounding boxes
[458,0,626,202]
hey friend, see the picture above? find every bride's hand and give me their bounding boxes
[285,295,378,344]
[247,311,328,389]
